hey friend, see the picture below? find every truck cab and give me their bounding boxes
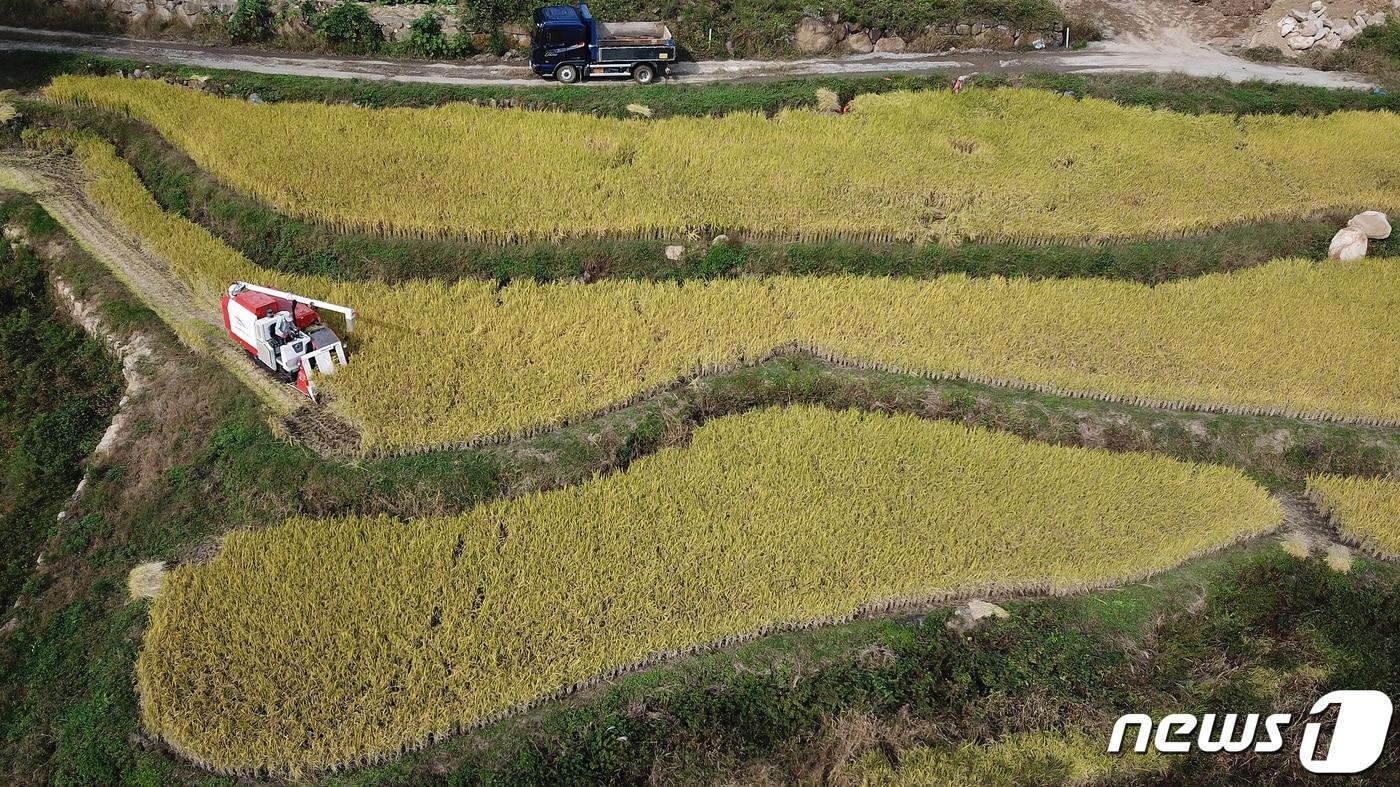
[531,4,676,84]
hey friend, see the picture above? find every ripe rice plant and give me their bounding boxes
[68,138,1400,455]
[137,406,1281,775]
[1307,474,1400,556]
[849,730,1166,786]
[46,75,1400,244]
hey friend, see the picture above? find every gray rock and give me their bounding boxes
[956,23,972,35]
[1289,33,1315,49]
[248,92,264,104]
[1311,0,1324,11]
[874,35,906,53]
[795,16,840,54]
[1299,19,1320,37]
[842,31,874,54]
[664,245,685,261]
[1292,9,1310,21]
[1336,23,1358,41]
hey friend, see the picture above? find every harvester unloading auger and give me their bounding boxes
[221,282,356,400]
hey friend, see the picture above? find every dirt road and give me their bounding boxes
[0,148,304,415]
[0,24,1376,89]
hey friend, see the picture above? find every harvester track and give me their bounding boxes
[0,148,362,459]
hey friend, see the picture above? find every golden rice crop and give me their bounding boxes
[1307,473,1400,556]
[849,731,1166,786]
[66,138,1400,455]
[46,75,1400,244]
[137,406,1281,775]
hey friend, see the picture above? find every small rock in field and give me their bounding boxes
[664,245,685,261]
[947,599,1010,634]
[248,92,264,104]
[710,234,730,247]
[1328,227,1368,261]
[1348,210,1391,239]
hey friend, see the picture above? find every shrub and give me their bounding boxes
[225,0,274,44]
[316,2,382,53]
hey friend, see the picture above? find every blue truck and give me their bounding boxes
[530,5,677,85]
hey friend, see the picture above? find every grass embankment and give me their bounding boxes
[0,197,120,609]
[139,406,1279,775]
[46,77,1400,244]
[24,99,1377,287]
[1308,474,1400,556]
[45,134,1400,454]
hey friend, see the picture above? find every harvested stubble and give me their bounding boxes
[45,75,1400,244]
[69,137,1400,455]
[1307,474,1400,556]
[138,406,1281,775]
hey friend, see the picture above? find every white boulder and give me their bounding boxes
[665,245,685,261]
[1311,0,1324,11]
[1348,210,1392,240]
[1299,19,1321,37]
[1289,34,1316,49]
[1329,227,1369,261]
[1280,17,1298,36]
[1337,23,1358,42]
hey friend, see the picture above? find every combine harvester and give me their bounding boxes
[221,282,355,400]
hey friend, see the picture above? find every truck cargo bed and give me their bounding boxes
[595,20,672,45]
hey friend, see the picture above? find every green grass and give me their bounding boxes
[0,202,121,609]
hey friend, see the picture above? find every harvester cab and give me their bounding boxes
[221,282,356,400]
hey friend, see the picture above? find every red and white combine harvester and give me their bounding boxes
[221,281,356,400]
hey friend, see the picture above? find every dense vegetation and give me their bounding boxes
[0,198,119,611]
[48,77,1400,243]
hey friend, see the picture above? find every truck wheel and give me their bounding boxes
[632,63,656,85]
[556,64,581,84]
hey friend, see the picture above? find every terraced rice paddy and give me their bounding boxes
[1308,474,1400,556]
[62,135,1400,455]
[45,75,1400,243]
[138,407,1280,775]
